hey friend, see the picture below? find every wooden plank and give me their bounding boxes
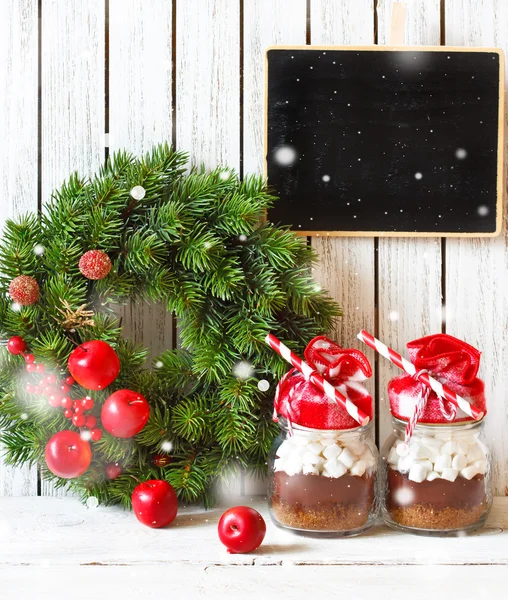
[5,564,508,599]
[444,0,508,496]
[376,0,443,447]
[40,0,105,496]
[309,1,377,408]
[109,0,174,364]
[176,0,240,169]
[1,496,508,567]
[242,0,307,495]
[0,0,39,496]
[176,0,241,492]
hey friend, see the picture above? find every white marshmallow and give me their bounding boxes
[274,458,286,472]
[434,431,453,441]
[410,444,438,461]
[322,444,342,460]
[323,459,347,479]
[287,434,308,446]
[398,454,413,473]
[387,446,399,466]
[452,453,467,471]
[396,442,410,457]
[408,463,428,483]
[416,459,433,473]
[440,440,458,455]
[460,465,481,480]
[434,455,452,473]
[338,448,356,469]
[345,440,366,457]
[303,465,319,476]
[441,468,459,482]
[456,439,470,455]
[423,436,446,450]
[307,441,324,455]
[427,471,440,482]
[284,456,304,476]
[466,444,484,464]
[473,460,487,475]
[350,460,367,477]
[276,441,292,458]
[320,436,338,447]
[302,451,324,467]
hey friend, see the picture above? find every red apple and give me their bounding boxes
[218,506,266,554]
[67,340,120,390]
[45,430,92,479]
[132,480,178,528]
[101,389,150,438]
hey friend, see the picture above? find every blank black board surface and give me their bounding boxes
[265,47,504,236]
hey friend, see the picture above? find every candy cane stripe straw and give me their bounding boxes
[357,330,483,421]
[264,333,370,426]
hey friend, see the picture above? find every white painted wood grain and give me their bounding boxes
[176,0,240,169]
[444,0,508,496]
[4,564,508,600]
[40,0,106,496]
[1,496,507,567]
[109,0,174,365]
[0,0,39,496]
[376,0,444,448]
[309,1,377,405]
[242,0,307,495]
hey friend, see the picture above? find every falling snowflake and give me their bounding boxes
[392,486,414,507]
[389,311,399,322]
[33,244,45,256]
[219,170,232,180]
[161,440,173,452]
[154,361,163,369]
[10,302,22,313]
[455,148,467,160]
[130,185,146,200]
[238,234,247,242]
[414,172,423,180]
[233,361,254,380]
[86,496,99,509]
[274,146,297,166]
[322,174,331,182]
[80,430,92,442]
[477,205,489,216]
[257,379,270,392]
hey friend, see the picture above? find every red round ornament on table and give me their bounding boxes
[44,430,92,478]
[218,506,266,554]
[7,336,26,355]
[9,275,39,306]
[132,480,178,528]
[67,340,120,390]
[78,250,112,280]
[101,389,150,438]
[273,336,373,430]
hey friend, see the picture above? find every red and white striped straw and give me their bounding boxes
[357,330,484,421]
[264,333,370,427]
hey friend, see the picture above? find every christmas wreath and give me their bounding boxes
[0,144,339,507]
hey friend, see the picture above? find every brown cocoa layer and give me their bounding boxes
[386,468,488,530]
[271,472,375,531]
[387,469,486,509]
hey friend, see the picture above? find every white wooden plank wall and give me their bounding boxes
[0,0,507,497]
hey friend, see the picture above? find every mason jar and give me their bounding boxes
[381,418,492,535]
[268,418,379,537]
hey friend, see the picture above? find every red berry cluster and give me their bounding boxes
[7,336,103,442]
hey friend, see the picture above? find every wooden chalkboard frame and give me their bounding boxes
[264,45,505,237]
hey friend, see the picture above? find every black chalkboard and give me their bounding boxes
[266,47,504,236]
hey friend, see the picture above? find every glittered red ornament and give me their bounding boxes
[8,275,39,306]
[78,250,112,280]
[153,454,171,468]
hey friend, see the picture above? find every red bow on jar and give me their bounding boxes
[274,336,373,430]
[388,334,486,425]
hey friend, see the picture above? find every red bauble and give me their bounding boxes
[218,507,266,554]
[24,353,35,364]
[44,430,92,479]
[85,415,97,428]
[90,428,103,441]
[101,389,150,438]
[78,250,112,280]
[9,275,39,306]
[132,480,178,528]
[7,336,26,355]
[35,363,45,374]
[72,414,86,427]
[106,463,123,480]
[67,340,120,390]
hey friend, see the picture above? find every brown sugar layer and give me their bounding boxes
[271,472,375,531]
[386,469,489,530]
[387,469,487,510]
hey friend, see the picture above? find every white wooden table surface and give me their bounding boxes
[1,496,507,599]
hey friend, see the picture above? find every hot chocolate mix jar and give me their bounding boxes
[380,334,492,534]
[268,336,379,536]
